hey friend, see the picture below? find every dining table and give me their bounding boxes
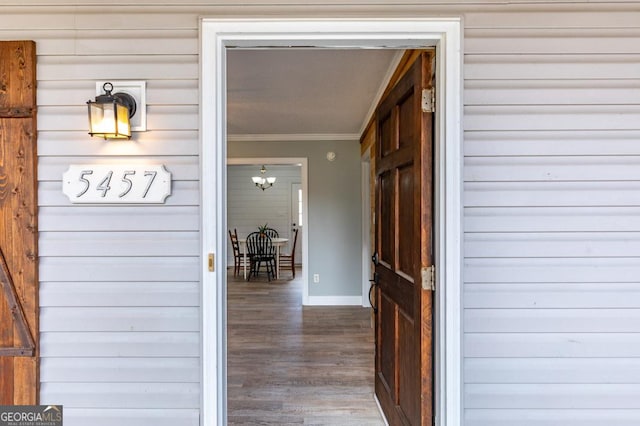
[237,237,289,279]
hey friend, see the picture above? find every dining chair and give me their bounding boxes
[279,228,299,278]
[263,227,279,239]
[228,229,243,277]
[245,231,276,281]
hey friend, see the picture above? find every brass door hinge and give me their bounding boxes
[421,265,435,291]
[208,253,215,272]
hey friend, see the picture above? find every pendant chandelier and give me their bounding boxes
[251,165,276,191]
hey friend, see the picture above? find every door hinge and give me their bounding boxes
[421,88,435,113]
[421,265,435,291]
[208,253,215,272]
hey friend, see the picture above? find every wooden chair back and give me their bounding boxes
[263,227,279,239]
[246,232,274,258]
[289,228,299,262]
[229,229,241,257]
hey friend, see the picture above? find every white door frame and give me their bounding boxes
[361,148,372,308]
[201,18,463,426]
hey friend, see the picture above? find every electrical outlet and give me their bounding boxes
[313,274,320,283]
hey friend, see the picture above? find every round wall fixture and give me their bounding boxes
[326,151,336,162]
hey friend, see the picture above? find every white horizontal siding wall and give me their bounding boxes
[0,6,201,426]
[462,6,640,426]
[2,1,640,425]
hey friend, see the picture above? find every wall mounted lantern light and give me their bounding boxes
[251,165,276,191]
[87,82,137,140]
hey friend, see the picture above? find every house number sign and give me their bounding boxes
[62,164,171,204]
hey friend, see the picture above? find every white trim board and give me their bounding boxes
[200,18,463,426]
[227,133,359,142]
[361,148,373,309]
[307,296,363,306]
[358,49,405,137]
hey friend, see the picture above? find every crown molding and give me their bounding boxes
[227,133,360,142]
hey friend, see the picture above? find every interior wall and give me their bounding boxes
[228,140,362,299]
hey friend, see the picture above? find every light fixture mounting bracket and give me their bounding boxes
[96,81,146,131]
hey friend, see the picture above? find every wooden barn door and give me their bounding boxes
[0,40,39,405]
[373,51,434,425]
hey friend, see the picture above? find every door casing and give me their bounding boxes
[361,149,372,308]
[200,18,463,426]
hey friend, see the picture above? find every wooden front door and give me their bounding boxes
[0,40,39,405]
[373,51,434,425]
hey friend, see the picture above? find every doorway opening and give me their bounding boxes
[226,157,308,303]
[201,18,463,426]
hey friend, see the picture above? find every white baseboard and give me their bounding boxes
[306,296,363,306]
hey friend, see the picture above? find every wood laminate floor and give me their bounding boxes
[227,268,385,425]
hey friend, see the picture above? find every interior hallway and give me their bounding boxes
[227,268,384,425]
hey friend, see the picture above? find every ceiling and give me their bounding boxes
[226,48,402,140]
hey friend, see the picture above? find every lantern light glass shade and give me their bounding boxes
[87,101,131,139]
[87,82,136,140]
[251,165,276,190]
